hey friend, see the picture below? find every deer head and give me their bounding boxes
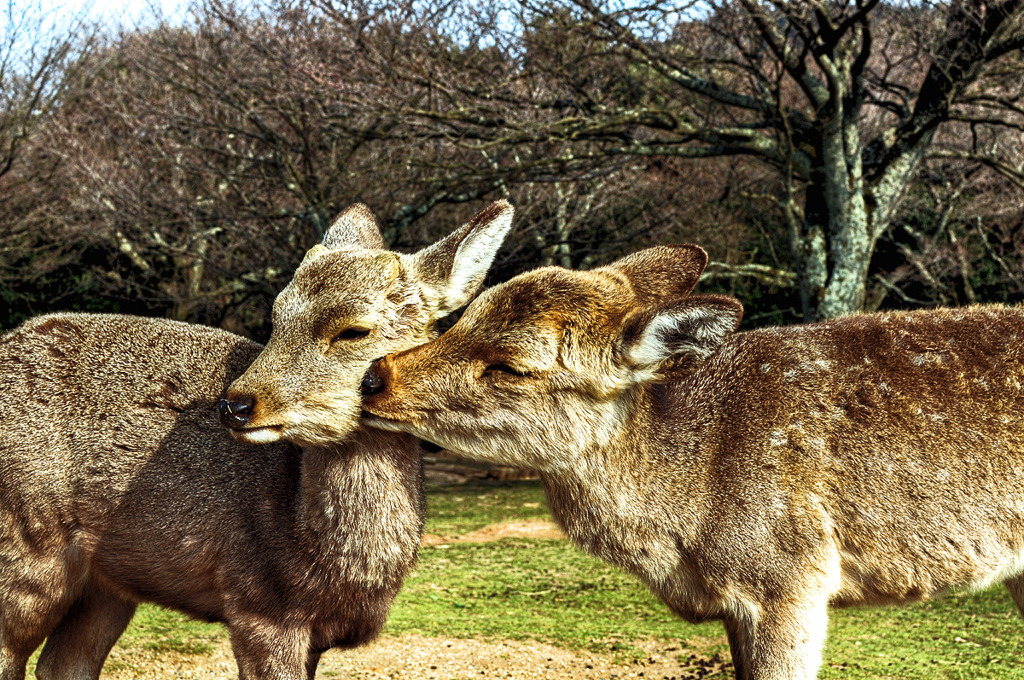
[361,245,742,470]
[221,200,514,448]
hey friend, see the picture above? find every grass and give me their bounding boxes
[385,538,726,658]
[397,480,1024,679]
[26,606,223,677]
[388,528,1023,676]
[419,479,553,536]
[31,479,1024,679]
[117,606,222,655]
[822,588,1024,679]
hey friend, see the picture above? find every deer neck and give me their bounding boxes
[297,428,425,590]
[539,383,709,585]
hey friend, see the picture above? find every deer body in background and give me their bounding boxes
[0,201,513,680]
[361,244,1024,680]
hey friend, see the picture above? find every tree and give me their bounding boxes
[39,0,761,334]
[8,0,1020,333]
[1,3,93,180]
[38,1,418,334]
[0,2,100,327]
[346,0,1024,320]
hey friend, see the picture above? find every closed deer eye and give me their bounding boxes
[482,363,531,379]
[332,328,371,343]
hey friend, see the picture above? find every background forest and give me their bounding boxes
[2,0,1023,340]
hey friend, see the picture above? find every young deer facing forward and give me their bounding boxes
[0,201,512,680]
[361,244,1024,680]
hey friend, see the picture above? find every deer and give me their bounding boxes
[0,200,513,680]
[359,243,1024,680]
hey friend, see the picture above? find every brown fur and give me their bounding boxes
[224,201,515,449]
[0,201,513,680]
[362,245,1024,680]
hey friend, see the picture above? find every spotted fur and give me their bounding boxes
[362,244,1024,680]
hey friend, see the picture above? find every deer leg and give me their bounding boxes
[0,643,36,680]
[742,594,830,680]
[35,585,136,680]
[1006,574,1024,620]
[0,599,63,680]
[723,615,753,680]
[229,619,311,680]
[0,649,30,680]
[0,553,82,680]
[0,600,47,680]
[304,649,322,680]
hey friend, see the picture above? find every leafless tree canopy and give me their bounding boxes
[1,0,1022,334]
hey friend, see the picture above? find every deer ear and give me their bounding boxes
[607,245,708,305]
[409,200,514,314]
[322,203,385,250]
[620,295,742,379]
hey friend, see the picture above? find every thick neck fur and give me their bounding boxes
[539,383,712,598]
[298,428,425,591]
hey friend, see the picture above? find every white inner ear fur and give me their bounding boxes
[627,304,737,369]
[414,202,514,314]
[443,208,514,306]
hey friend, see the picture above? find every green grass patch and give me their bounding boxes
[423,479,550,535]
[386,537,723,652]
[388,533,1024,677]
[114,605,223,655]
[822,587,1024,679]
[27,605,224,678]
[401,481,1024,678]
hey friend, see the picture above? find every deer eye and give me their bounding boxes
[482,363,531,379]
[332,327,371,343]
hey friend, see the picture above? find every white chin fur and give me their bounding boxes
[362,415,413,434]
[232,427,285,444]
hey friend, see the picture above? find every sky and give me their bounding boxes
[3,0,188,36]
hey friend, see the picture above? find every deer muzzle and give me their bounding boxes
[218,396,255,429]
[360,358,388,397]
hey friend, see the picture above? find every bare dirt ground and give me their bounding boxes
[106,634,730,680]
[317,635,732,680]
[421,518,566,546]
[102,518,731,680]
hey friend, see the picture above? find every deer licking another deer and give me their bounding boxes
[360,244,1024,680]
[0,201,513,680]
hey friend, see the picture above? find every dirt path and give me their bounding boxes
[421,518,566,546]
[318,634,731,680]
[106,635,731,680]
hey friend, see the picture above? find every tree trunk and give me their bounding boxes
[795,186,876,323]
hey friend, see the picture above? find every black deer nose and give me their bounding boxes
[360,360,386,397]
[218,397,255,429]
